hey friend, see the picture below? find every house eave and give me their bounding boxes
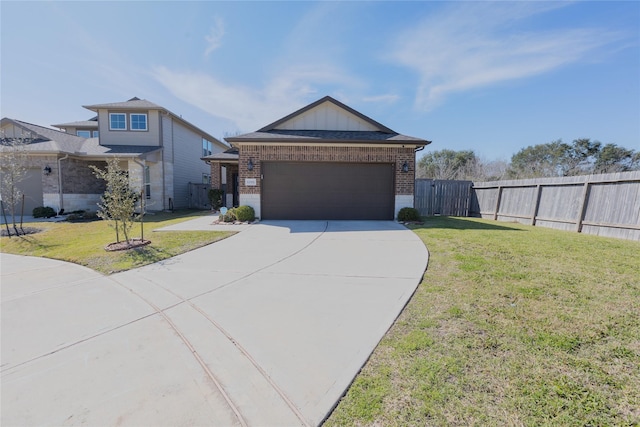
[227,139,430,148]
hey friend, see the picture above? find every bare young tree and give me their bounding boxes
[0,131,31,234]
[90,158,139,245]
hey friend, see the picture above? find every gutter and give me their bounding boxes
[57,154,69,213]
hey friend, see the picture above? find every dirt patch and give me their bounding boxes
[105,238,151,252]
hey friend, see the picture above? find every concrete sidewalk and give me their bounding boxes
[153,212,253,231]
[1,220,428,426]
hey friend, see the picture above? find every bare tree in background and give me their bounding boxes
[0,131,30,234]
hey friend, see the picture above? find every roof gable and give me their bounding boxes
[1,118,88,153]
[259,96,395,133]
[82,97,164,111]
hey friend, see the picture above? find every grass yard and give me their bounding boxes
[0,210,234,274]
[326,217,640,426]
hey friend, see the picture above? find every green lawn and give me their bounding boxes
[325,217,640,426]
[0,210,234,274]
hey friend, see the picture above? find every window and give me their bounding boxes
[110,113,126,130]
[130,114,148,131]
[202,138,213,157]
[92,131,99,137]
[76,130,91,138]
[202,174,211,184]
[144,166,151,199]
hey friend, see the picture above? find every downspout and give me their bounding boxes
[413,144,428,213]
[57,154,69,214]
[159,113,166,210]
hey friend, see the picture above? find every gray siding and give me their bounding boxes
[170,119,212,209]
[96,109,161,146]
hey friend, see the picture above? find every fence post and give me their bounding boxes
[493,186,503,220]
[531,184,542,226]
[575,181,591,233]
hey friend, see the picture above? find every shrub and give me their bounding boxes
[65,210,98,221]
[32,206,56,218]
[234,205,255,222]
[208,189,224,211]
[83,211,98,220]
[221,208,237,223]
[397,207,421,222]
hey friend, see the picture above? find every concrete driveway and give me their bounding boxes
[1,220,428,426]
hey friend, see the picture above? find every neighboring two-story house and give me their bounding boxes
[1,98,227,214]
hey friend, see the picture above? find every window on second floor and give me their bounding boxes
[110,113,126,130]
[202,138,214,157]
[130,114,148,131]
[76,130,91,138]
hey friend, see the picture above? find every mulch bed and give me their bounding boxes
[105,238,151,252]
[1,227,42,237]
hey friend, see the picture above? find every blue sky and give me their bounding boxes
[2,1,638,161]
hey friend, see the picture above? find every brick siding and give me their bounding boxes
[62,159,108,194]
[238,145,415,195]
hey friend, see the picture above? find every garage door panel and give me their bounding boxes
[262,162,394,220]
[0,168,43,214]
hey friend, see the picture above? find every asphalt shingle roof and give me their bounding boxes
[1,119,158,157]
[52,120,99,128]
[202,147,240,162]
[83,98,164,111]
[77,139,161,156]
[227,129,429,145]
[2,119,87,153]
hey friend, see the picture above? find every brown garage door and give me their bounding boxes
[261,162,394,220]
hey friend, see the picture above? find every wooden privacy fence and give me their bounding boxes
[470,171,640,241]
[415,179,473,217]
[188,183,211,210]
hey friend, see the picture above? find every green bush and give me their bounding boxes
[234,205,255,222]
[65,210,98,221]
[208,189,224,211]
[32,206,56,218]
[397,207,421,222]
[220,208,237,223]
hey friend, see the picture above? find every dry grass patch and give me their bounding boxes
[325,217,640,426]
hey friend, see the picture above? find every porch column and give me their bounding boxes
[210,162,222,189]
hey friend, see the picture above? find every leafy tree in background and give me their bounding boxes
[417,149,479,180]
[508,139,639,178]
[507,139,570,178]
[417,149,509,181]
[594,143,640,173]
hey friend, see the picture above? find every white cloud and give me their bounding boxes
[152,63,356,131]
[362,94,400,104]
[204,16,225,57]
[392,2,624,111]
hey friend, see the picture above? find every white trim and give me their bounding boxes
[109,113,127,130]
[129,113,148,131]
[239,193,261,219]
[395,195,414,219]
